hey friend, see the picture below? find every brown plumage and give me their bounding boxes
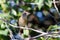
[18,11,30,26]
[18,11,31,34]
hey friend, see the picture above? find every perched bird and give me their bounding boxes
[18,8,57,37]
[18,11,31,34]
[18,11,30,27]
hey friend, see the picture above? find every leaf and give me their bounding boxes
[12,9,17,16]
[34,0,39,3]
[40,37,45,40]
[47,25,53,32]
[35,0,44,10]
[1,23,5,29]
[57,38,60,40]
[0,0,6,4]
[48,38,53,40]
[45,0,52,8]
[49,25,59,31]
[0,20,4,24]
[1,4,8,12]
[0,13,11,21]
[24,0,32,3]
[17,12,22,17]
[0,29,9,36]
[37,37,42,40]
[21,6,28,10]
[0,13,11,18]
[23,29,29,36]
[52,25,58,29]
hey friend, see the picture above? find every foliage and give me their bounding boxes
[0,0,60,40]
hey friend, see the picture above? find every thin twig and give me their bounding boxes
[9,23,46,34]
[53,0,59,13]
[5,22,14,40]
[0,18,60,39]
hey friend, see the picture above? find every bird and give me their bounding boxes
[18,11,30,26]
[18,10,31,34]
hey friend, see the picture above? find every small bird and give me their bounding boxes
[18,11,31,34]
[18,11,30,27]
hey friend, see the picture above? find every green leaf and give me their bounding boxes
[0,20,4,24]
[24,0,32,3]
[52,25,58,29]
[23,29,29,36]
[38,0,44,9]
[34,0,39,3]
[48,38,53,40]
[17,12,22,17]
[35,0,44,10]
[0,0,6,4]
[0,13,11,18]
[1,4,8,11]
[21,6,28,10]
[40,37,45,40]
[45,0,52,8]
[48,25,59,31]
[47,25,53,32]
[57,38,60,40]
[11,9,17,16]
[0,29,9,36]
[1,23,5,29]
[37,37,42,40]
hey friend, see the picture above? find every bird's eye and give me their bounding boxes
[23,13,26,17]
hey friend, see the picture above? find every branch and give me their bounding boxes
[9,23,46,34]
[53,0,59,13]
[32,31,60,39]
[0,18,60,39]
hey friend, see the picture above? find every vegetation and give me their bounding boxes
[0,0,60,40]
